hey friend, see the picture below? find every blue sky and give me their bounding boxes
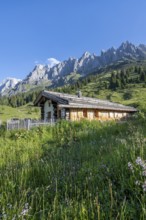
[0,0,146,82]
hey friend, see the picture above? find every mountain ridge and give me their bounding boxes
[0,78,22,96]
[1,41,146,96]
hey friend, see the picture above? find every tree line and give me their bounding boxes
[0,90,40,107]
[109,66,146,90]
[1,65,146,107]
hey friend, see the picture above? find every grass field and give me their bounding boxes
[0,104,40,122]
[0,119,146,219]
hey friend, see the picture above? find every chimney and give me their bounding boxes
[77,90,82,98]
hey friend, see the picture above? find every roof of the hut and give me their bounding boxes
[34,90,137,112]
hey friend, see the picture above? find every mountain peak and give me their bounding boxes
[37,64,44,68]
[1,41,146,96]
[0,78,21,96]
[119,41,135,50]
[81,51,91,58]
[0,77,21,85]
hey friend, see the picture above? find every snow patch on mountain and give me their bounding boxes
[0,78,22,96]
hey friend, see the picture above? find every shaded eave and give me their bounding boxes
[58,104,137,112]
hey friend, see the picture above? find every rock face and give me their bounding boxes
[0,78,22,96]
[100,41,146,64]
[1,41,146,96]
[24,64,48,84]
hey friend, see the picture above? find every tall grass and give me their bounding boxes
[0,118,146,219]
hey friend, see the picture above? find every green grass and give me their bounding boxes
[66,81,146,112]
[65,72,81,82]
[0,104,40,122]
[94,86,146,110]
[0,119,146,219]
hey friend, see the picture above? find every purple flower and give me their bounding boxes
[136,157,144,166]
[128,162,134,172]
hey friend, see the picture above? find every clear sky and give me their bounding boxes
[0,0,146,82]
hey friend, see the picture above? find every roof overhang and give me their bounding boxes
[34,91,69,106]
[34,90,137,113]
[58,104,137,112]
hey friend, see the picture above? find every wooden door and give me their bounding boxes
[83,109,87,118]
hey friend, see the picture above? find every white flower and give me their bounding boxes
[20,203,30,216]
[21,208,29,216]
[141,163,146,170]
[142,181,146,192]
[135,180,140,186]
[136,157,144,166]
[128,162,134,171]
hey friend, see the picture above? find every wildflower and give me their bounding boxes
[21,208,29,216]
[142,170,146,177]
[128,162,134,172]
[20,203,29,216]
[142,181,146,192]
[141,163,146,170]
[135,180,140,186]
[136,157,144,166]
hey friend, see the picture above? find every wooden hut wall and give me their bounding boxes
[69,108,130,121]
[70,109,83,121]
[87,110,94,120]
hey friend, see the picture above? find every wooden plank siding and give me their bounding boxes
[69,108,130,121]
[70,109,84,121]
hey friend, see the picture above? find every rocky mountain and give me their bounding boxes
[1,41,146,96]
[100,42,146,65]
[0,78,21,96]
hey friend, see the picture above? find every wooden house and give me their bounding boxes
[34,90,137,121]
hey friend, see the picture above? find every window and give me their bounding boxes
[48,111,51,119]
[95,110,99,117]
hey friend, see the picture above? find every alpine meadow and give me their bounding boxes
[0,41,146,219]
[0,118,146,219]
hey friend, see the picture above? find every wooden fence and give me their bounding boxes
[6,119,56,131]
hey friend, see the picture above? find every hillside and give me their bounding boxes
[55,60,146,111]
[1,60,146,122]
[0,104,40,122]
